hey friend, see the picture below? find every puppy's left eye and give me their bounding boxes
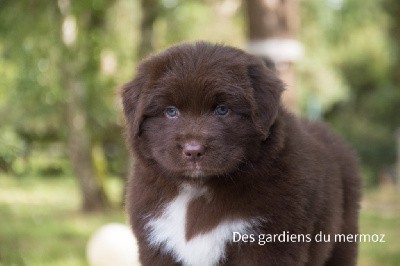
[214,105,229,116]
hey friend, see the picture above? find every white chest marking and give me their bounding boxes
[145,185,259,266]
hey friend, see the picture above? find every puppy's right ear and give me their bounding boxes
[121,77,143,119]
[121,53,171,142]
[120,71,147,141]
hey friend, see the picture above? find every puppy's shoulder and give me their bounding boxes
[291,114,357,164]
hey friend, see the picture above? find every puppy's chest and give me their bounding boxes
[145,184,259,266]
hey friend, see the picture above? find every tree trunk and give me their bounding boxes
[58,2,109,212]
[65,78,108,211]
[138,0,161,58]
[245,0,302,112]
[397,129,400,189]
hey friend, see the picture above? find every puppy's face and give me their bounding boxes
[122,43,283,179]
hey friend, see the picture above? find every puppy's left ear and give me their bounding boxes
[247,59,284,140]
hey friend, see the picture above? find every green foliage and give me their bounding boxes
[150,0,244,50]
[0,0,246,179]
[0,127,25,173]
[0,0,133,177]
[0,0,398,186]
[0,1,64,125]
[299,0,400,185]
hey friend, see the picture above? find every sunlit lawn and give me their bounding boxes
[358,187,400,266]
[0,175,126,266]
[0,175,399,265]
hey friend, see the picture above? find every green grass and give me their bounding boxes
[358,188,400,266]
[0,176,399,265]
[0,175,126,266]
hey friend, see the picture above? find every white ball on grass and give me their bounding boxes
[86,223,140,266]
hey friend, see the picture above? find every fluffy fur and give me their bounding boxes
[121,42,361,266]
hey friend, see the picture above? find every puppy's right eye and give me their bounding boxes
[214,105,229,116]
[165,106,179,118]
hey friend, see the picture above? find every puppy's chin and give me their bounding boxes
[156,160,235,180]
[184,168,205,179]
[180,163,238,180]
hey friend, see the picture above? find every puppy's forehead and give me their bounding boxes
[161,68,244,111]
[153,52,250,111]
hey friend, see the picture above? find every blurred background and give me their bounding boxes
[0,0,399,265]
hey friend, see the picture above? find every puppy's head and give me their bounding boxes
[122,42,283,179]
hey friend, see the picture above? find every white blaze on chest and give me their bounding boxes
[145,184,259,266]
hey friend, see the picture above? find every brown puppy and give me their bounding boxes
[121,42,361,266]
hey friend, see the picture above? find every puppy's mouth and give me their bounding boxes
[177,152,243,178]
[184,162,206,178]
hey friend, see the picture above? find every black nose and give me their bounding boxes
[182,142,205,161]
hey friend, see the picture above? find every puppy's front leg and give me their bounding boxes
[137,241,179,266]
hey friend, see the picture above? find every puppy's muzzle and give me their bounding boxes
[182,141,205,162]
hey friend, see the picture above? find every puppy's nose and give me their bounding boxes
[182,142,205,161]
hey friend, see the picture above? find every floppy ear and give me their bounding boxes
[247,59,284,140]
[121,54,171,145]
[120,66,150,147]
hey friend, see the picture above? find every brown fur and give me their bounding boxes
[121,42,361,266]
